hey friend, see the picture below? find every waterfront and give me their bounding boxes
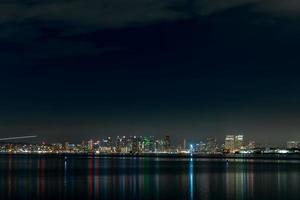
[0,155,300,200]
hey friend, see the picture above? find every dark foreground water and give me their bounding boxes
[0,155,300,200]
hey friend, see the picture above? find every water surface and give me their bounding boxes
[0,155,299,200]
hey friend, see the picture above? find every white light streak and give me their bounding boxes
[0,136,37,141]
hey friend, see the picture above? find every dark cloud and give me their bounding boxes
[1,0,299,35]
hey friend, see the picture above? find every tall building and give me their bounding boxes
[131,136,139,153]
[148,136,155,152]
[195,141,206,153]
[127,136,133,152]
[206,138,217,153]
[138,136,144,152]
[225,135,235,152]
[235,135,244,149]
[64,142,69,152]
[225,135,244,152]
[81,140,85,152]
[287,141,299,149]
[143,136,151,152]
[155,139,165,152]
[88,140,93,152]
[164,136,171,152]
[101,137,113,153]
[120,136,127,153]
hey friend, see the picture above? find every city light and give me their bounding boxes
[0,134,298,155]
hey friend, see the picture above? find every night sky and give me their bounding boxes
[1,0,300,145]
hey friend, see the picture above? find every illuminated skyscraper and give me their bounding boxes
[132,136,139,153]
[164,136,171,152]
[88,140,93,152]
[195,141,206,153]
[206,138,217,153]
[81,140,85,152]
[138,136,144,152]
[225,135,244,152]
[150,136,156,152]
[155,139,164,152]
[119,136,127,153]
[235,135,244,149]
[127,136,133,152]
[116,136,121,153]
[143,136,150,152]
[101,137,113,153]
[64,142,69,152]
[225,135,235,152]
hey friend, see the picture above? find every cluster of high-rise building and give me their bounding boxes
[0,134,300,155]
[0,135,247,154]
[0,135,173,154]
[224,135,244,153]
[191,138,219,154]
[223,135,258,153]
[189,135,257,154]
[90,135,172,153]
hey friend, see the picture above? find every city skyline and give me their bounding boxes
[2,133,300,150]
[1,128,300,146]
[10,125,300,146]
[1,133,300,155]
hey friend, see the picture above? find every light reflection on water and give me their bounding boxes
[0,155,299,199]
